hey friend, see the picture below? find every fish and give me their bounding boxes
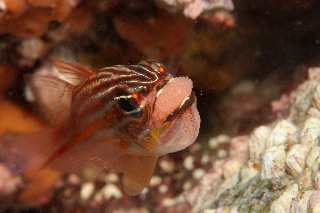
[0,59,200,195]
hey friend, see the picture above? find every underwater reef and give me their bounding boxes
[0,0,320,212]
[2,66,320,212]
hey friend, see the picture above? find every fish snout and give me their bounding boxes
[154,101,200,155]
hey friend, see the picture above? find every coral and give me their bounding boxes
[165,67,320,212]
[113,10,193,60]
[155,0,234,19]
[200,10,235,30]
[0,0,79,37]
[0,0,92,69]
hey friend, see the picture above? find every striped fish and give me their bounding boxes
[0,59,200,195]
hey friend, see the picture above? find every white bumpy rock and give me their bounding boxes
[177,67,320,212]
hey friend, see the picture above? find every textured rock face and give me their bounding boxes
[176,68,320,212]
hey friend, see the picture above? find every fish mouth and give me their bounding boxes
[164,91,196,122]
[150,76,200,155]
[153,101,200,155]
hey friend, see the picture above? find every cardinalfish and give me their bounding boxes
[0,60,200,195]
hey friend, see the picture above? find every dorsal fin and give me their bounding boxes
[53,59,93,86]
[25,74,74,126]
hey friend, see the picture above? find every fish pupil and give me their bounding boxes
[117,97,142,117]
[118,98,135,112]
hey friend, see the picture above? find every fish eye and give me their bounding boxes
[115,95,142,118]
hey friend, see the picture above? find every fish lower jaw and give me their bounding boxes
[153,105,200,156]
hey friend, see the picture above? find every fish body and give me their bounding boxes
[0,60,200,195]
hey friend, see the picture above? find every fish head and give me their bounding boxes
[110,61,200,156]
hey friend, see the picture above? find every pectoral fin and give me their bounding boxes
[120,154,158,195]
